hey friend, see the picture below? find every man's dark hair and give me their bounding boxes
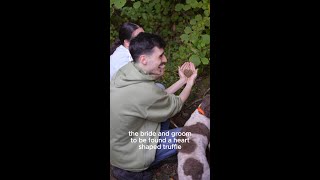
[129,32,166,62]
[110,22,141,55]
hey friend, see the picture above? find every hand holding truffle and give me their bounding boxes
[178,62,198,86]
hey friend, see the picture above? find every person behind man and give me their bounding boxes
[110,32,198,179]
[110,22,144,80]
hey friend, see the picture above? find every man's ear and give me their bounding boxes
[139,55,148,65]
[124,39,130,49]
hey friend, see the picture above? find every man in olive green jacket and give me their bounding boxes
[110,32,198,175]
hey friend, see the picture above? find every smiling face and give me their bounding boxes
[144,46,167,77]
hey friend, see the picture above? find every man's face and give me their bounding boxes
[145,47,167,77]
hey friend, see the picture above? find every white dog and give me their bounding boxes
[177,95,210,180]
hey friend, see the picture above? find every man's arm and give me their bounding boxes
[164,78,186,94]
[179,62,198,103]
[178,82,193,103]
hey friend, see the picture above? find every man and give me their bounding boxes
[110,32,198,179]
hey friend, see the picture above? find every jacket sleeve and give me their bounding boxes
[145,93,183,122]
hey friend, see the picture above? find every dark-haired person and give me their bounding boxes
[110,32,198,179]
[110,22,144,80]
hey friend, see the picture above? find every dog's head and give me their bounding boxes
[198,95,210,118]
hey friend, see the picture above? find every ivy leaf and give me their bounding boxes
[143,0,149,2]
[201,57,209,65]
[186,0,192,4]
[114,0,126,9]
[133,1,141,9]
[189,55,201,67]
[175,4,183,11]
[201,34,210,45]
[180,34,189,42]
[184,27,192,34]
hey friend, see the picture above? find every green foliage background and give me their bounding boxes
[110,0,210,87]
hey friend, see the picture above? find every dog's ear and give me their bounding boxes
[200,95,210,118]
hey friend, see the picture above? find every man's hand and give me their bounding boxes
[185,62,198,87]
[178,62,198,103]
[178,62,189,83]
[165,62,197,95]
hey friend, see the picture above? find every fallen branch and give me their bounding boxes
[186,98,203,109]
[170,120,179,128]
[203,88,210,97]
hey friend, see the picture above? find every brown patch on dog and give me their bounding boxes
[200,94,210,118]
[177,138,197,154]
[183,158,204,180]
[181,122,210,142]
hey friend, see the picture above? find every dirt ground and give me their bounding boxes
[110,71,210,180]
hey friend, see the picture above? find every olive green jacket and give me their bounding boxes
[110,62,183,172]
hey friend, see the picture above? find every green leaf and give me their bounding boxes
[191,1,199,8]
[201,57,209,65]
[175,4,183,11]
[186,0,192,4]
[204,10,210,16]
[197,1,202,8]
[190,47,198,53]
[180,34,189,42]
[142,13,147,20]
[143,0,150,2]
[183,4,191,11]
[189,55,201,66]
[110,0,115,7]
[155,3,161,12]
[133,1,141,9]
[195,14,202,21]
[114,0,126,9]
[190,19,196,25]
[184,27,192,34]
[179,46,185,52]
[190,33,198,44]
[202,34,210,44]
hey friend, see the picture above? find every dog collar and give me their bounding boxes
[197,104,205,115]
